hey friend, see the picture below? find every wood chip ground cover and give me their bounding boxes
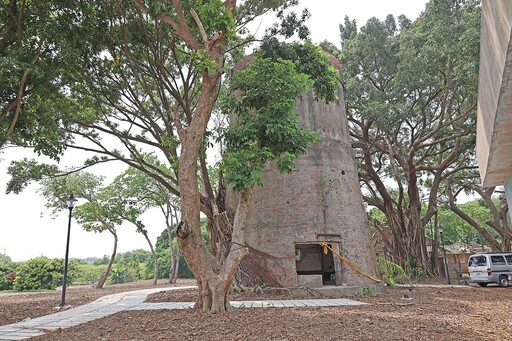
[2,279,511,340]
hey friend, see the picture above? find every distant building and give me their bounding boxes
[476,1,512,221]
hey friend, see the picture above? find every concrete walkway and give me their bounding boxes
[0,286,366,340]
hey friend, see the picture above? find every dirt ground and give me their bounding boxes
[0,279,195,325]
[2,279,512,340]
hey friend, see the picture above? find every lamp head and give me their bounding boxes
[67,194,78,209]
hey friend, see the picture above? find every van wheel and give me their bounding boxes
[499,275,509,287]
[478,283,488,287]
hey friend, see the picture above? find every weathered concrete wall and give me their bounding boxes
[477,0,512,186]
[506,173,512,225]
[239,84,377,287]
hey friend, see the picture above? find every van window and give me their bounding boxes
[469,256,487,267]
[491,255,506,265]
[505,255,512,264]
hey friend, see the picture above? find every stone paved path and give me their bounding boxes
[0,286,366,340]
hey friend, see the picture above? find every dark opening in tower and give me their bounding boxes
[295,243,335,285]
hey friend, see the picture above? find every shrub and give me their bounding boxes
[6,272,16,282]
[0,272,16,291]
[136,262,151,280]
[73,263,105,285]
[0,254,16,290]
[13,257,76,291]
[376,257,411,286]
[157,251,170,279]
[107,263,137,284]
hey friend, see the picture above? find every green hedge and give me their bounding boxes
[13,257,76,291]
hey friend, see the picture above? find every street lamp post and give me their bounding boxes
[439,226,451,285]
[60,194,78,308]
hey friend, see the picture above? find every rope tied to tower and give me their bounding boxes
[319,242,381,283]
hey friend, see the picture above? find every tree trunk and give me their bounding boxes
[176,68,236,312]
[142,231,159,285]
[178,176,250,312]
[96,228,117,289]
[502,201,511,251]
[431,212,440,274]
[167,226,176,284]
[174,252,181,283]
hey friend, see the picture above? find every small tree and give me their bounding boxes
[40,172,123,289]
[109,162,180,284]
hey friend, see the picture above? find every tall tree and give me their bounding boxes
[339,0,480,274]
[5,0,335,311]
[65,0,318,312]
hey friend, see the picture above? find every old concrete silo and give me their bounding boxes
[237,79,378,289]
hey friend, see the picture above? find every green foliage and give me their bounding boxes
[154,222,211,279]
[40,172,128,237]
[40,172,104,215]
[13,257,75,291]
[108,263,138,284]
[194,0,237,40]
[220,41,340,193]
[156,250,172,279]
[157,250,194,279]
[73,252,154,285]
[376,257,410,286]
[115,250,153,280]
[73,263,105,285]
[263,2,310,40]
[192,49,218,73]
[434,199,502,246]
[93,255,110,266]
[340,16,401,127]
[155,228,173,251]
[221,55,318,192]
[116,249,153,265]
[0,0,103,155]
[6,159,59,194]
[148,0,237,42]
[259,40,339,102]
[404,257,428,279]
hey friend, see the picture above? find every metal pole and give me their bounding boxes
[440,230,451,285]
[60,206,73,307]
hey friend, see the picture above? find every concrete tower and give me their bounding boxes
[238,81,378,288]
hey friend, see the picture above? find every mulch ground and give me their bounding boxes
[3,279,512,340]
[0,279,195,325]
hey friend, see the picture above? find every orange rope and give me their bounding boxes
[320,242,381,283]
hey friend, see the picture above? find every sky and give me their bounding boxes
[0,0,428,262]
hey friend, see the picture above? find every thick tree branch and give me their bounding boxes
[132,0,201,50]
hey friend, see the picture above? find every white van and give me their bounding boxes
[468,253,512,287]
